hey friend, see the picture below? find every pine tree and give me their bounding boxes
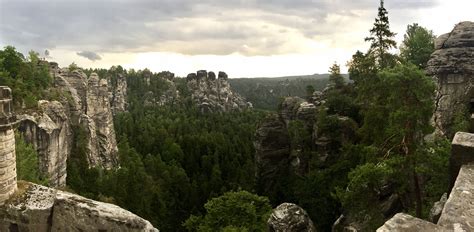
[328,62,345,88]
[365,0,397,69]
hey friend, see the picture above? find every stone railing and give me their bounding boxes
[0,86,17,205]
[377,132,474,231]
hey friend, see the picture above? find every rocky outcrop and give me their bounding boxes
[429,193,447,223]
[18,66,119,186]
[186,70,250,113]
[108,72,128,115]
[378,132,474,231]
[427,21,474,138]
[254,96,322,190]
[53,68,118,169]
[84,74,118,169]
[254,114,290,194]
[268,203,316,232]
[0,182,159,232]
[18,100,71,187]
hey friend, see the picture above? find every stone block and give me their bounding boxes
[377,213,444,232]
[450,132,474,187]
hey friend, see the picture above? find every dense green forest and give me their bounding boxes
[1,1,458,231]
[229,75,335,110]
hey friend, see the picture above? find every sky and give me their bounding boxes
[0,0,473,78]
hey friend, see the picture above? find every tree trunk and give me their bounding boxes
[413,169,423,217]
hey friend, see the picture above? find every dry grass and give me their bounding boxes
[5,180,31,204]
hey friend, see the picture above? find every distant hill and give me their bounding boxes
[229,74,344,110]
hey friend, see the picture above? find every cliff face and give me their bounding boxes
[84,74,118,169]
[18,100,71,187]
[427,21,474,138]
[108,72,128,115]
[18,65,119,187]
[186,70,251,113]
[0,181,158,232]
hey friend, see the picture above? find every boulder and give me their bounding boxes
[429,193,447,223]
[268,203,316,232]
[376,213,444,232]
[0,182,159,232]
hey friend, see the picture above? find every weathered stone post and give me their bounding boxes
[0,86,17,205]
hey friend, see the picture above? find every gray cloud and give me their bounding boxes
[0,0,440,56]
[77,51,102,61]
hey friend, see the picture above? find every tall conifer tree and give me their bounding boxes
[365,0,397,69]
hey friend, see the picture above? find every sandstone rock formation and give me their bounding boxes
[427,21,474,138]
[108,71,128,115]
[254,97,320,193]
[378,132,474,231]
[268,203,316,232]
[254,114,290,194]
[18,100,71,187]
[84,73,118,169]
[0,88,159,231]
[18,65,119,187]
[0,182,159,232]
[186,70,250,113]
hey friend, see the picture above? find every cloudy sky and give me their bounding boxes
[0,0,472,77]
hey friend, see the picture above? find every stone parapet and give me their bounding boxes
[0,86,16,205]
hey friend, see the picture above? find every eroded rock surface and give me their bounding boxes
[186,70,250,113]
[377,213,444,232]
[0,182,158,232]
[20,66,119,175]
[108,71,128,115]
[18,100,71,187]
[268,203,316,232]
[254,114,290,194]
[427,21,474,138]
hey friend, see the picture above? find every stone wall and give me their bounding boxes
[0,86,17,205]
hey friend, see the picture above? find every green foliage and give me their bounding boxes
[15,133,47,185]
[364,0,397,69]
[451,105,470,135]
[68,62,79,71]
[329,62,345,88]
[337,158,404,230]
[64,66,266,231]
[184,191,272,232]
[0,46,52,109]
[415,138,450,218]
[400,23,435,68]
[305,85,315,99]
[229,75,331,110]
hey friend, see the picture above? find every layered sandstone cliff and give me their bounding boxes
[18,65,119,187]
[427,21,474,138]
[186,70,251,113]
[18,100,71,187]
